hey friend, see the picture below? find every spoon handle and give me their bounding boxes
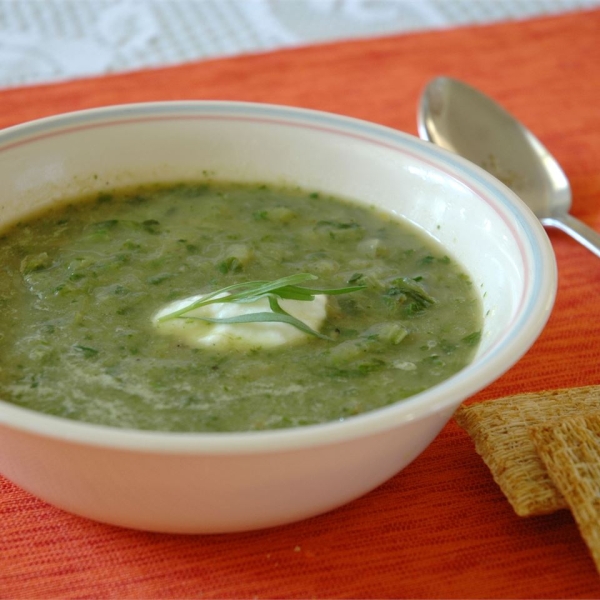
[540,214,600,259]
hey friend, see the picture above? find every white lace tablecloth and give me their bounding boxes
[1,0,599,89]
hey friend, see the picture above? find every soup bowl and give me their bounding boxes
[0,102,556,533]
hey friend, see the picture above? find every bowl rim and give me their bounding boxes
[0,100,558,453]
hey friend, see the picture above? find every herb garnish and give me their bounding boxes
[157,273,366,340]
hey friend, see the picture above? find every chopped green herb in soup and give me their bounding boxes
[0,182,482,432]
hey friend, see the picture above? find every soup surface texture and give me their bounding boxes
[0,182,482,432]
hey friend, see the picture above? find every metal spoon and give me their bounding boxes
[417,76,600,258]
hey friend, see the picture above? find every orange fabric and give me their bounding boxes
[1,9,600,599]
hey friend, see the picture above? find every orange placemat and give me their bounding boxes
[1,9,600,599]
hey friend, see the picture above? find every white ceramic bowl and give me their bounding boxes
[0,102,556,533]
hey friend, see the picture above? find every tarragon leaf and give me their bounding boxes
[156,273,366,340]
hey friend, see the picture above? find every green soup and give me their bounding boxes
[0,182,482,432]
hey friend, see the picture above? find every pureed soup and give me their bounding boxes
[0,182,482,432]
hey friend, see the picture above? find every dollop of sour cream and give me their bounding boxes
[153,293,328,350]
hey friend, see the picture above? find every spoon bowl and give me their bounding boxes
[418,76,600,257]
